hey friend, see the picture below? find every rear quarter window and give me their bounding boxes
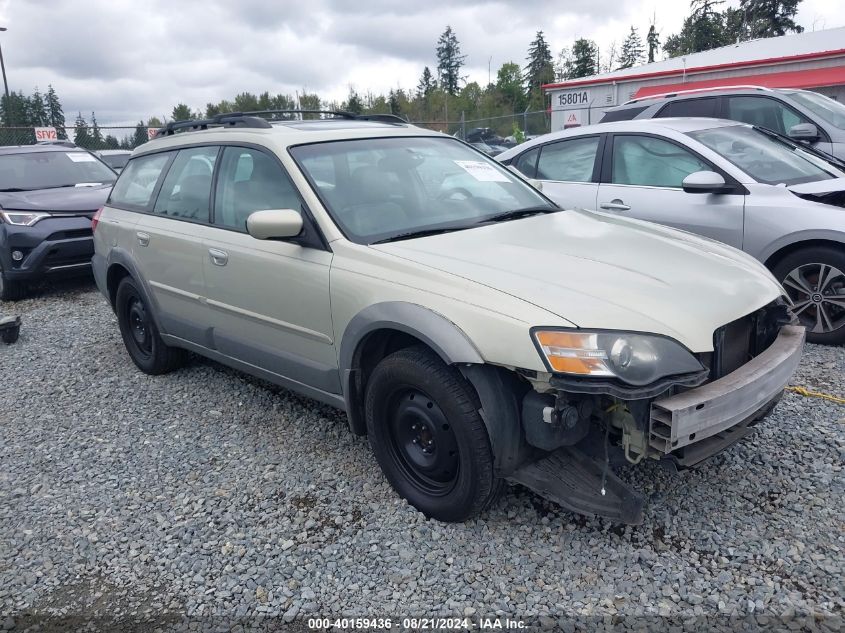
[109,152,173,209]
[600,106,648,122]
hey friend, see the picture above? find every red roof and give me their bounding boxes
[633,64,845,98]
[542,47,845,91]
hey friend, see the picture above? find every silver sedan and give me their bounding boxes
[497,118,845,345]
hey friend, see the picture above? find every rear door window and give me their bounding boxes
[109,152,173,209]
[153,147,219,221]
[656,97,718,118]
[536,136,600,182]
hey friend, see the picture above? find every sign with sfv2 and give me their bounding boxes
[556,90,591,108]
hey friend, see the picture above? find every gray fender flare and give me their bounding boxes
[105,248,166,333]
[339,301,484,434]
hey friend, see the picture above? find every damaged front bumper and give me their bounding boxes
[508,324,805,524]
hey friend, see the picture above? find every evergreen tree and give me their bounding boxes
[104,134,120,149]
[566,39,599,79]
[28,88,49,126]
[647,24,660,62]
[664,0,730,57]
[524,31,555,93]
[171,103,193,121]
[617,26,645,69]
[388,89,401,116]
[555,48,573,81]
[345,88,363,114]
[132,121,148,148]
[436,26,466,96]
[233,92,260,112]
[298,93,321,118]
[416,66,436,98]
[741,0,803,38]
[74,112,91,148]
[1,92,30,127]
[90,112,104,149]
[46,85,66,138]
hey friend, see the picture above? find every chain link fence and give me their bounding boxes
[412,110,549,142]
[0,126,157,149]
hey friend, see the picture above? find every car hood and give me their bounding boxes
[787,177,845,195]
[371,210,785,353]
[0,184,112,213]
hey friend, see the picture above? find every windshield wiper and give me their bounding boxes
[371,226,471,244]
[480,205,559,224]
[753,126,845,171]
[0,187,32,192]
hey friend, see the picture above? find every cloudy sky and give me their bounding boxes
[0,0,841,126]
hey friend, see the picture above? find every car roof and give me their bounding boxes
[497,117,744,159]
[610,86,805,111]
[97,149,131,155]
[0,144,88,155]
[134,118,445,156]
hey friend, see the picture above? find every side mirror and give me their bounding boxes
[246,209,303,240]
[788,123,820,142]
[506,164,543,191]
[682,171,732,194]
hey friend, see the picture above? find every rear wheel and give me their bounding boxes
[115,277,186,374]
[772,246,845,345]
[0,272,25,301]
[365,346,500,522]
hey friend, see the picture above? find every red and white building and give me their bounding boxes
[543,26,845,131]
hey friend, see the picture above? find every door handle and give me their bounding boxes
[136,231,150,247]
[599,200,631,211]
[208,248,228,266]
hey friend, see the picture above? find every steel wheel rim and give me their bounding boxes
[126,296,153,357]
[385,388,460,497]
[781,262,845,335]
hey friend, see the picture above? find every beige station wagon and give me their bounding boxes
[92,111,804,524]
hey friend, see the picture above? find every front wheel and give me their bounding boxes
[115,277,186,374]
[772,246,845,345]
[365,346,501,522]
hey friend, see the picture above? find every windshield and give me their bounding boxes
[100,153,130,169]
[687,125,838,186]
[0,151,117,191]
[787,90,845,130]
[290,136,555,244]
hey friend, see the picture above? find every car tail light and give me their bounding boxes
[92,207,103,232]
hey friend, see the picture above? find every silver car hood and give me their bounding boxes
[372,210,784,353]
[787,177,845,195]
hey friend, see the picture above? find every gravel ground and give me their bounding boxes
[0,279,843,632]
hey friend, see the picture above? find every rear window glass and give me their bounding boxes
[109,152,173,208]
[656,97,718,118]
[600,106,648,122]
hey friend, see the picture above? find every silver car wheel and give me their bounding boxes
[782,262,845,335]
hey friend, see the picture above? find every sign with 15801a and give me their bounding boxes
[556,90,591,108]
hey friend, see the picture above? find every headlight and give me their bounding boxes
[532,329,704,386]
[0,211,51,226]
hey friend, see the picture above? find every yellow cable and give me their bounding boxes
[786,386,845,405]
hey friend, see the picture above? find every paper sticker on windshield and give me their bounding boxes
[453,160,510,182]
[66,152,96,162]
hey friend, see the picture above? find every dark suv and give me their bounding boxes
[0,145,116,300]
[599,86,845,160]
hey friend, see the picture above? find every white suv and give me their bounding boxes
[92,111,804,525]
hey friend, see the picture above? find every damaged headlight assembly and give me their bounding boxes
[532,329,705,386]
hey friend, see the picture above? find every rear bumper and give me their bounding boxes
[0,216,94,281]
[649,324,805,458]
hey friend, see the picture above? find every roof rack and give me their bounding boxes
[152,110,408,139]
[623,84,774,105]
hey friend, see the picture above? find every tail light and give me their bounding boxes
[91,207,103,232]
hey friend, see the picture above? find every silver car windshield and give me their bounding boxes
[788,91,845,130]
[688,125,838,186]
[290,136,556,244]
[0,150,116,191]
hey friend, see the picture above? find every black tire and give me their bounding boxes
[115,277,186,374]
[771,246,845,345]
[364,345,501,522]
[0,272,25,301]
